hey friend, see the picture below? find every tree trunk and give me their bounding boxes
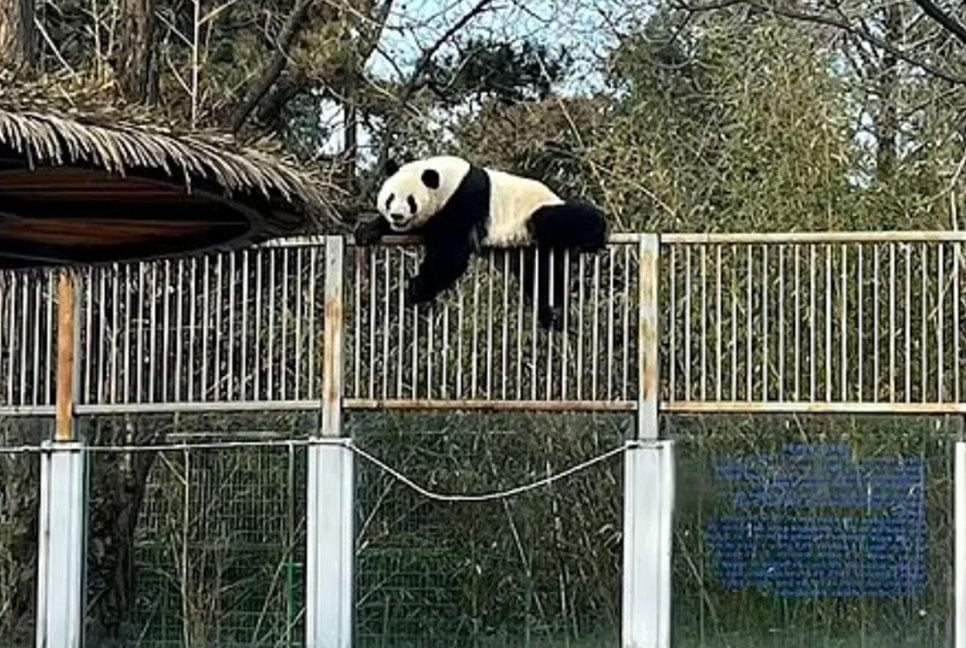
[876,4,900,182]
[0,0,35,73]
[116,0,156,103]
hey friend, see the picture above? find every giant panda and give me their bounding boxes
[354,155,609,331]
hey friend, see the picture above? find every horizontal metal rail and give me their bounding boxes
[1,231,964,417]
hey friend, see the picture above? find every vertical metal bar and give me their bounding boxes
[669,246,676,401]
[32,276,40,403]
[530,248,539,400]
[731,246,738,400]
[746,246,753,400]
[397,250,405,398]
[794,245,801,400]
[700,245,707,401]
[267,250,277,399]
[411,253,419,399]
[824,244,832,402]
[281,250,289,400]
[443,260,453,399]
[502,252,510,399]
[778,245,784,402]
[241,252,250,400]
[685,247,692,400]
[905,244,912,402]
[762,245,769,401]
[809,245,816,401]
[608,247,616,400]
[367,249,376,399]
[213,256,223,400]
[622,246,631,401]
[228,254,237,399]
[309,246,320,399]
[562,249,571,399]
[592,254,601,400]
[382,248,390,400]
[637,235,659,439]
[161,262,171,402]
[295,250,304,398]
[858,245,864,401]
[82,271,92,405]
[938,245,945,401]
[921,244,928,401]
[201,257,210,400]
[841,244,847,401]
[253,253,262,400]
[488,252,495,400]
[577,253,584,400]
[474,257,482,399]
[890,243,899,402]
[955,242,961,402]
[353,250,361,398]
[716,245,722,401]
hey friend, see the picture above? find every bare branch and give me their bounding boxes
[678,0,966,85]
[911,0,966,48]
[230,0,317,134]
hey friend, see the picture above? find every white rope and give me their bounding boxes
[0,436,634,504]
[348,442,630,503]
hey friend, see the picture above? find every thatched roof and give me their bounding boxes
[0,72,343,267]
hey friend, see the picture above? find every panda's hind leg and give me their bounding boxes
[528,202,608,253]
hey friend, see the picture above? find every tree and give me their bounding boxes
[0,0,35,72]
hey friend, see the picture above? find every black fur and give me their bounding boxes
[354,159,609,331]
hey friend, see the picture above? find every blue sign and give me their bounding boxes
[705,443,925,598]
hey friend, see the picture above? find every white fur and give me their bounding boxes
[481,169,563,246]
[376,155,563,245]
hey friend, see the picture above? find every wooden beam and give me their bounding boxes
[55,270,75,442]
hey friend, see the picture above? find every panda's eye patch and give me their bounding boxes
[421,169,440,189]
[407,196,417,213]
[385,193,394,210]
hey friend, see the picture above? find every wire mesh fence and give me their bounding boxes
[0,420,42,648]
[83,423,309,648]
[349,411,628,648]
[666,413,959,648]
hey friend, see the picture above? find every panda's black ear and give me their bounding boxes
[421,169,440,189]
[384,158,400,177]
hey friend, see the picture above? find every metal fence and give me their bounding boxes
[4,232,964,417]
[1,231,965,648]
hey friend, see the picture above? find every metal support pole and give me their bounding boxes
[622,440,675,648]
[622,234,672,648]
[955,442,966,647]
[306,236,353,648]
[37,268,87,648]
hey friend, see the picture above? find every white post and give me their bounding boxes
[35,441,87,648]
[622,233,672,648]
[305,236,353,648]
[955,442,966,647]
[622,440,675,648]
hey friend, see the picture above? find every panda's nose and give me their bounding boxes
[389,212,407,224]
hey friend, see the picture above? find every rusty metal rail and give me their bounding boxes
[1,231,964,416]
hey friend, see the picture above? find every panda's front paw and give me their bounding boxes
[354,218,384,246]
[404,278,435,306]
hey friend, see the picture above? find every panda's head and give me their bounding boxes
[376,155,470,232]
